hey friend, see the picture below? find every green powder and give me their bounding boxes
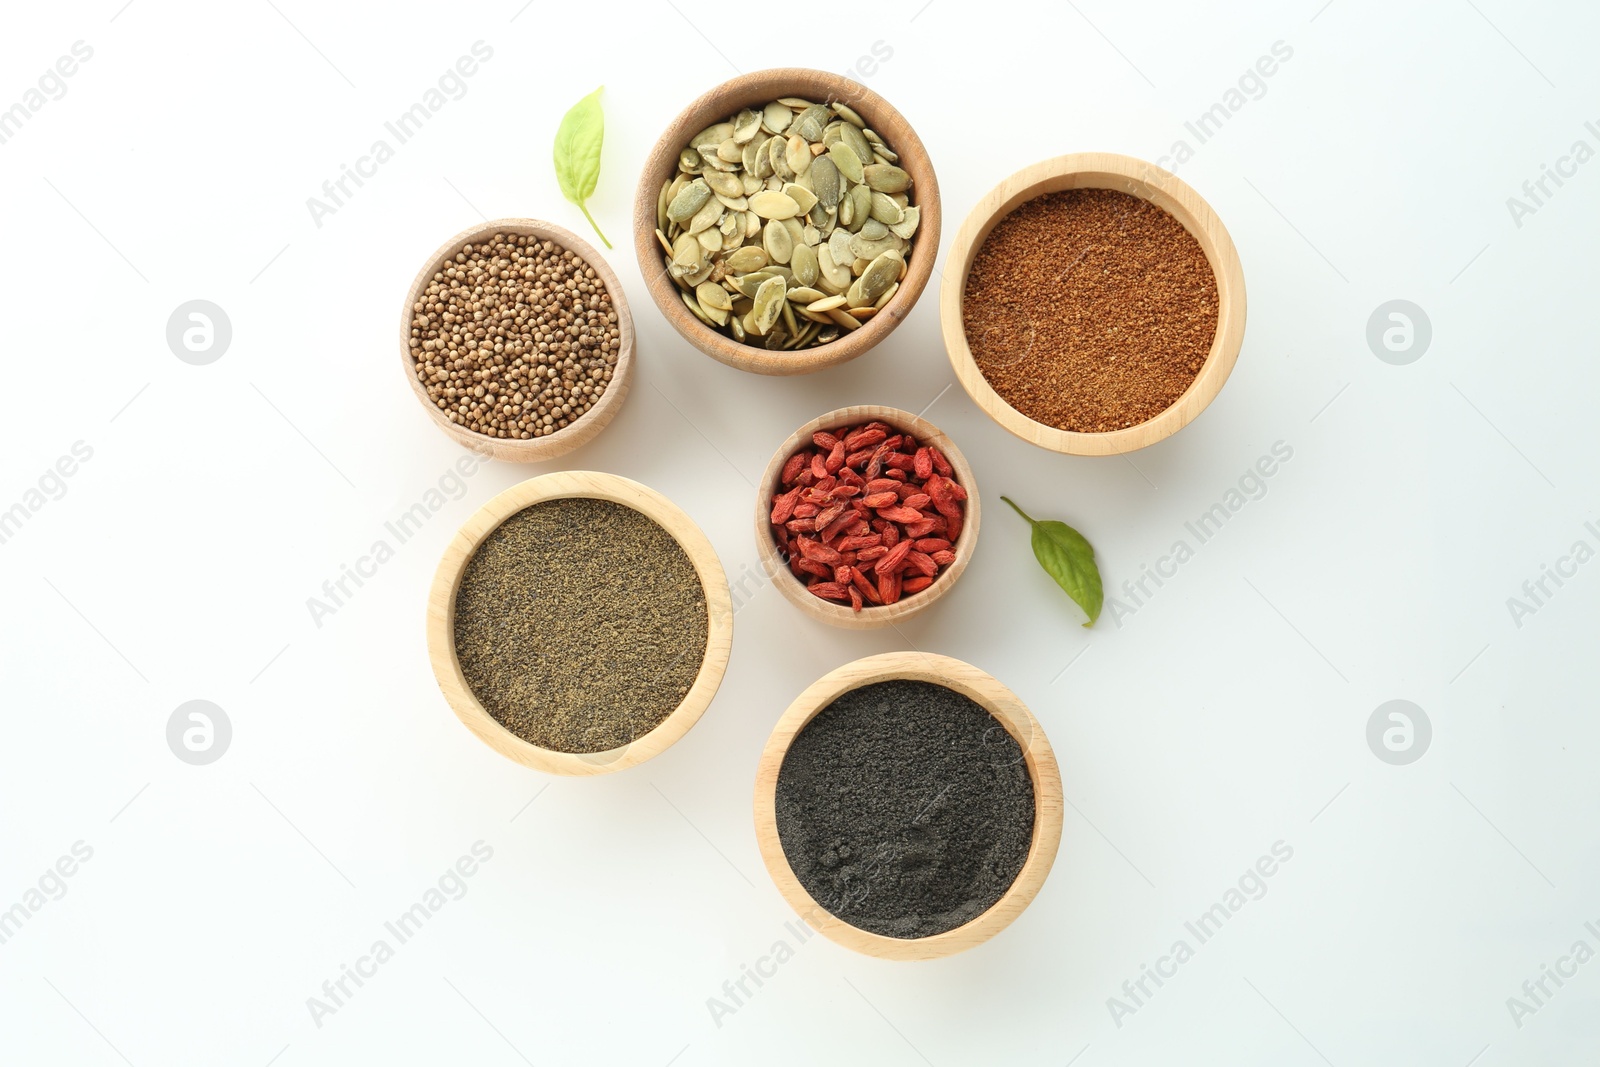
[452,497,709,753]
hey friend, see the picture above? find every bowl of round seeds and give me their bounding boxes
[941,153,1246,455]
[401,219,635,462]
[753,652,1063,960]
[634,68,940,376]
[426,471,733,775]
[755,405,979,628]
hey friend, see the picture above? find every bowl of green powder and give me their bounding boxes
[427,471,733,775]
[753,652,1063,959]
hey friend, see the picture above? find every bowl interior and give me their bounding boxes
[400,218,635,461]
[753,652,1063,960]
[942,153,1246,455]
[427,471,731,775]
[635,68,941,376]
[755,404,979,628]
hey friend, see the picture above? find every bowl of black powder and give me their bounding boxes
[754,652,1062,959]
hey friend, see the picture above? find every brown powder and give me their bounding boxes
[963,188,1218,433]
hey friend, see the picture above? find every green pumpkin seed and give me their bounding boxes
[679,148,702,172]
[888,205,919,240]
[667,179,711,223]
[733,108,763,143]
[696,282,733,312]
[863,164,910,193]
[793,104,831,142]
[869,191,903,225]
[776,96,815,108]
[751,275,786,335]
[834,102,866,128]
[806,294,848,313]
[839,123,873,167]
[687,195,725,234]
[691,122,734,150]
[809,157,841,209]
[783,182,819,215]
[873,280,899,309]
[785,135,812,176]
[763,219,793,264]
[763,101,792,134]
[703,170,743,198]
[717,138,743,163]
[732,271,775,298]
[726,246,769,273]
[790,242,818,287]
[845,185,872,232]
[749,190,801,219]
[827,142,864,185]
[859,218,889,241]
[786,286,826,304]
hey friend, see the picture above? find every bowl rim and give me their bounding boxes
[400,218,636,463]
[753,404,980,630]
[940,151,1247,455]
[426,470,732,775]
[752,651,1064,960]
[633,67,941,377]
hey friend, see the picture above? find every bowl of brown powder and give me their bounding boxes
[753,652,1063,960]
[426,471,732,775]
[941,153,1246,455]
[400,219,635,463]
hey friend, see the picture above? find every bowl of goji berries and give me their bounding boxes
[756,405,980,628]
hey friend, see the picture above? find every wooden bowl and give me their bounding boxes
[633,68,941,376]
[941,153,1247,455]
[754,405,979,629]
[753,652,1063,960]
[400,218,636,462]
[426,471,732,775]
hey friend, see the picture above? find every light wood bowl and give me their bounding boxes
[633,68,941,376]
[400,218,636,463]
[753,652,1063,960]
[941,153,1247,455]
[426,471,732,775]
[754,405,979,629]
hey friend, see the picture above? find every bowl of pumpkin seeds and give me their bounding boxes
[634,69,940,375]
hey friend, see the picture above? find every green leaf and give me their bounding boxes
[1002,496,1103,627]
[552,85,611,248]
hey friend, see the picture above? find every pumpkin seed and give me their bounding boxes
[888,205,920,240]
[667,179,711,223]
[666,96,918,351]
[793,104,831,141]
[704,170,743,198]
[784,182,818,214]
[726,246,769,273]
[810,157,841,209]
[827,141,865,184]
[790,242,818,287]
[834,102,866,128]
[749,190,801,219]
[806,294,848,313]
[763,101,792,133]
[733,108,763,143]
[869,191,903,225]
[785,135,812,176]
[763,219,793,264]
[863,164,910,193]
[751,275,786,335]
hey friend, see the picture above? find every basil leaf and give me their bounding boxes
[552,85,611,248]
[1002,496,1103,627]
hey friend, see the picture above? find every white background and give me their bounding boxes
[2,0,1597,1063]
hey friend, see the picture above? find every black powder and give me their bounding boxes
[774,679,1035,938]
[452,497,709,753]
